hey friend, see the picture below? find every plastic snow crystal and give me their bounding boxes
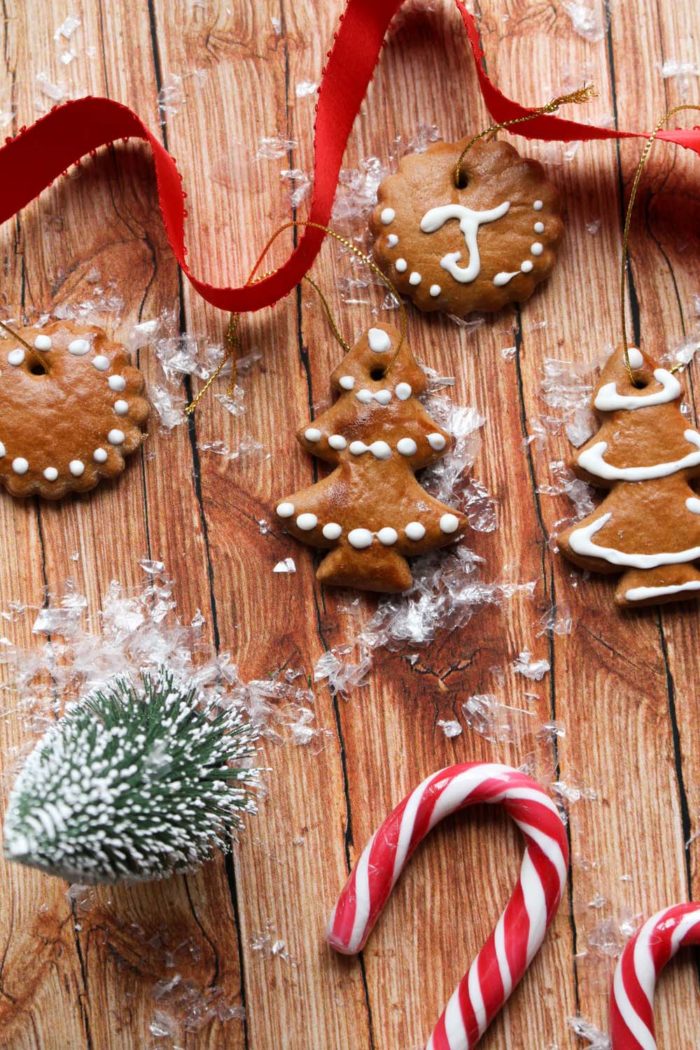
[3,670,260,884]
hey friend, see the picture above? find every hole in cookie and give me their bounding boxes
[29,361,47,376]
[454,169,469,190]
[370,367,386,380]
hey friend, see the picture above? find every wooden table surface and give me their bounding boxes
[1,0,700,1047]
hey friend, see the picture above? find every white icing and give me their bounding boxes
[355,388,392,406]
[348,528,373,549]
[533,200,543,210]
[349,440,391,460]
[625,580,700,602]
[395,382,412,401]
[43,467,58,482]
[569,512,700,569]
[440,513,460,534]
[93,448,108,463]
[493,271,520,287]
[108,429,125,445]
[377,527,398,546]
[530,242,544,256]
[405,521,426,541]
[534,221,544,234]
[356,389,373,404]
[395,258,407,273]
[323,522,342,540]
[328,435,347,450]
[8,348,24,366]
[368,328,391,353]
[276,502,295,518]
[92,355,110,371]
[428,432,446,450]
[68,338,90,356]
[114,400,129,416]
[0,442,5,457]
[397,438,417,456]
[69,460,85,477]
[380,207,395,225]
[420,201,511,284]
[594,368,681,411]
[687,497,700,514]
[339,375,355,391]
[429,284,441,297]
[296,513,317,531]
[521,260,534,273]
[304,427,322,442]
[34,335,52,351]
[409,272,422,286]
[12,457,28,475]
[108,374,126,392]
[375,390,392,406]
[627,348,643,368]
[386,234,399,247]
[577,430,700,481]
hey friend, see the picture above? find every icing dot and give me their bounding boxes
[8,348,25,366]
[686,497,700,515]
[348,528,373,549]
[276,502,295,518]
[296,513,318,531]
[375,390,392,406]
[0,442,5,457]
[627,348,643,369]
[397,437,417,456]
[521,260,534,273]
[531,242,544,256]
[93,448,108,463]
[368,327,391,353]
[440,513,460,534]
[377,527,398,546]
[114,400,129,416]
[108,429,125,445]
[395,382,412,400]
[429,284,441,298]
[69,460,85,477]
[356,389,373,404]
[427,432,446,451]
[68,338,90,356]
[108,375,127,392]
[328,434,347,450]
[534,221,545,234]
[304,427,322,442]
[409,272,422,286]
[405,521,426,541]
[371,441,391,460]
[533,200,543,211]
[93,355,110,371]
[380,207,395,225]
[12,457,28,475]
[493,272,519,287]
[43,467,58,482]
[386,234,399,247]
[34,335,52,351]
[395,258,408,273]
[349,441,366,456]
[323,522,342,540]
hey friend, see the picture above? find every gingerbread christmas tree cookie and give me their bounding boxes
[276,324,467,592]
[371,139,563,316]
[0,319,149,499]
[558,347,700,607]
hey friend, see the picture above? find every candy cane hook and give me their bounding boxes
[327,762,569,1050]
[610,902,700,1048]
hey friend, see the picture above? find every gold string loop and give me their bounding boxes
[620,104,700,383]
[453,84,597,188]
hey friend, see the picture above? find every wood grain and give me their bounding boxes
[1,0,700,1046]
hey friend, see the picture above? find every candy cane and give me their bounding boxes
[327,762,569,1050]
[610,902,700,1049]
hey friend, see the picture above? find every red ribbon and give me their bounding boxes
[0,1,698,313]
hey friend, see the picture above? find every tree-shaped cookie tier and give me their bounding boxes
[276,324,467,592]
[558,346,700,607]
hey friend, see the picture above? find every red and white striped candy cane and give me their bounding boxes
[610,902,700,1048]
[327,762,569,1050]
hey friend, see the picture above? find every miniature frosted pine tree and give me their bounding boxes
[2,670,259,883]
[558,346,700,606]
[275,323,467,592]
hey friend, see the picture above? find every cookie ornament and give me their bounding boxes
[276,323,466,592]
[0,319,148,499]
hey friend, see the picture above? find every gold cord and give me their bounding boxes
[453,85,597,188]
[620,104,700,383]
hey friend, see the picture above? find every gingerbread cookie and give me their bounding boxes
[275,324,467,592]
[0,319,149,499]
[371,139,563,316]
[557,346,700,607]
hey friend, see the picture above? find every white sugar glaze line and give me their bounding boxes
[624,580,700,602]
[595,368,681,411]
[577,430,700,481]
[569,512,700,569]
[420,201,511,285]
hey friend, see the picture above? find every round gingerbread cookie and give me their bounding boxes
[0,319,149,499]
[371,138,563,315]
